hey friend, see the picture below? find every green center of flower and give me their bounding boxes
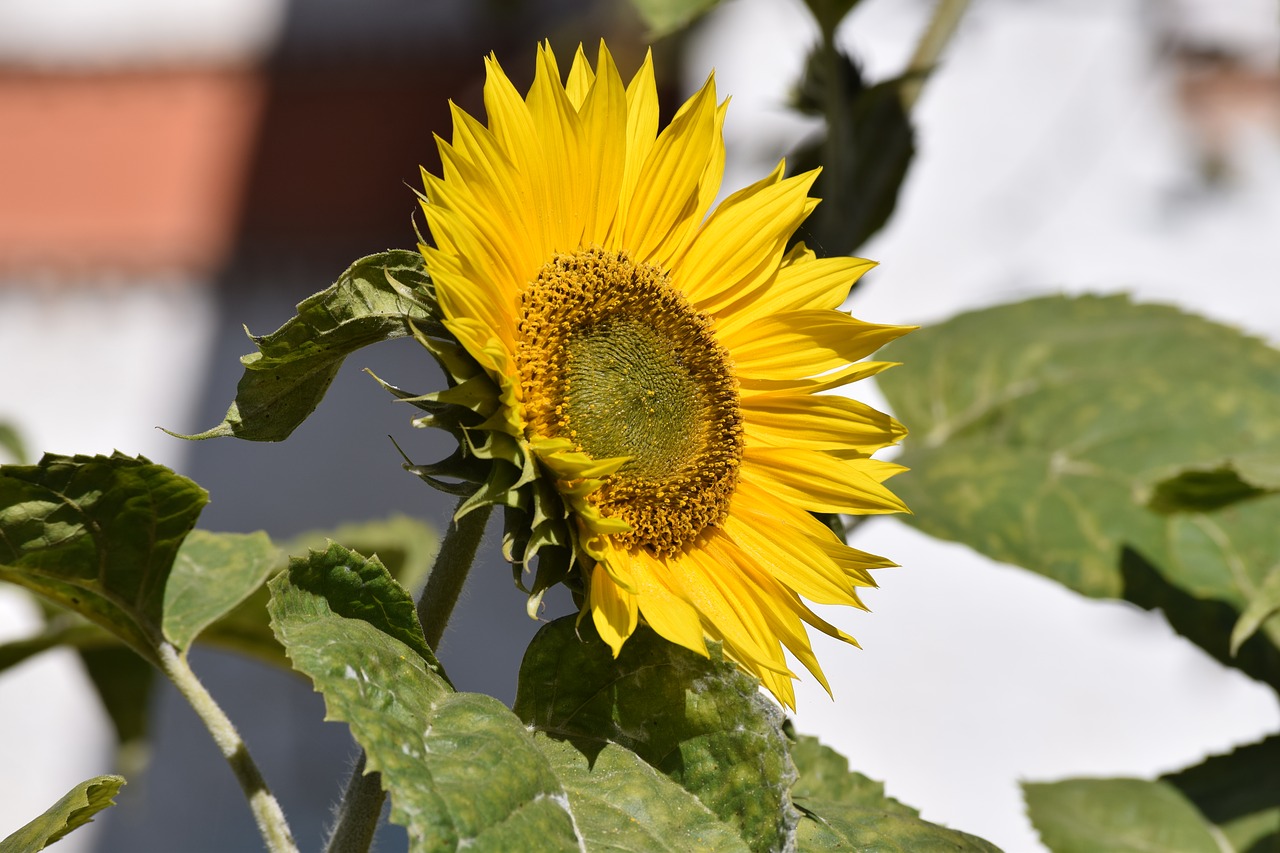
[517,248,743,554]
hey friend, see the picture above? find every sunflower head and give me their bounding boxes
[400,41,912,709]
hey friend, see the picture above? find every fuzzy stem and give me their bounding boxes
[159,643,298,853]
[325,496,492,853]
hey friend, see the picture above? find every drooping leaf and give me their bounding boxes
[789,736,1001,852]
[534,736,751,853]
[1162,734,1280,853]
[0,453,208,663]
[0,775,125,853]
[514,616,797,853]
[79,645,155,776]
[877,296,1280,674]
[789,46,915,258]
[628,0,724,37]
[1023,778,1222,853]
[173,250,441,442]
[268,545,578,850]
[162,530,278,651]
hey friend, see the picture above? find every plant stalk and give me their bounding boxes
[325,495,492,853]
[900,0,972,111]
[158,642,298,853]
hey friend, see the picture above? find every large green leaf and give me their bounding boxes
[175,250,441,442]
[0,775,125,853]
[514,616,797,853]
[1023,778,1222,853]
[790,736,1001,852]
[534,736,751,853]
[0,453,208,663]
[1162,735,1280,853]
[162,530,278,651]
[877,296,1280,669]
[268,544,579,850]
[79,645,155,776]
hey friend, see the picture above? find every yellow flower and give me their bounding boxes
[415,42,911,709]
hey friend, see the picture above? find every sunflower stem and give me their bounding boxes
[325,495,492,853]
[899,0,971,111]
[159,643,298,853]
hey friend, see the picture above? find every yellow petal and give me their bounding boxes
[742,447,910,515]
[721,311,916,382]
[743,393,906,455]
[590,563,638,656]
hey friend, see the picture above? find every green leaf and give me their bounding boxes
[173,250,441,442]
[1232,565,1280,655]
[789,736,1001,852]
[535,736,751,853]
[0,423,28,464]
[877,296,1280,672]
[514,616,797,853]
[79,645,156,776]
[195,514,437,670]
[801,0,864,39]
[162,530,278,651]
[268,546,581,851]
[628,0,724,37]
[0,619,114,674]
[0,775,125,853]
[0,453,208,663]
[1162,734,1280,853]
[1024,778,1223,853]
[790,46,915,257]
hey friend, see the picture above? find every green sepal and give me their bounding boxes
[0,775,125,853]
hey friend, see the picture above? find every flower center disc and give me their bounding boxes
[516,248,743,554]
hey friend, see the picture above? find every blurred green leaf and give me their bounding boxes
[790,46,915,258]
[878,296,1280,677]
[79,646,155,778]
[1024,778,1222,853]
[0,619,114,674]
[628,0,723,37]
[0,424,28,465]
[801,0,863,39]
[0,775,125,853]
[535,736,751,853]
[1232,566,1280,655]
[1149,465,1269,514]
[1162,734,1280,853]
[174,250,441,442]
[0,453,207,663]
[163,531,278,651]
[514,616,796,853]
[790,736,1001,851]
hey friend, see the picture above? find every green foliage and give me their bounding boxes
[0,423,28,465]
[1161,735,1280,853]
[163,530,279,651]
[0,775,124,853]
[175,250,441,442]
[627,0,724,37]
[515,616,797,853]
[790,45,915,258]
[0,453,208,663]
[790,736,1001,852]
[876,295,1280,679]
[79,646,155,775]
[1023,778,1223,853]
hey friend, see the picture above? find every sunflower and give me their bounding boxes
[411,41,911,709]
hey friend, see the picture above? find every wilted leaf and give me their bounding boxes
[1024,778,1222,853]
[0,453,207,663]
[0,775,124,853]
[174,250,440,442]
[515,616,797,853]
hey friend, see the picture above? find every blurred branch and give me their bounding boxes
[900,0,971,111]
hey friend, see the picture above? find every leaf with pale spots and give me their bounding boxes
[515,615,797,853]
[877,295,1280,684]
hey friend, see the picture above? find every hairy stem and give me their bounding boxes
[159,642,298,853]
[325,495,492,853]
